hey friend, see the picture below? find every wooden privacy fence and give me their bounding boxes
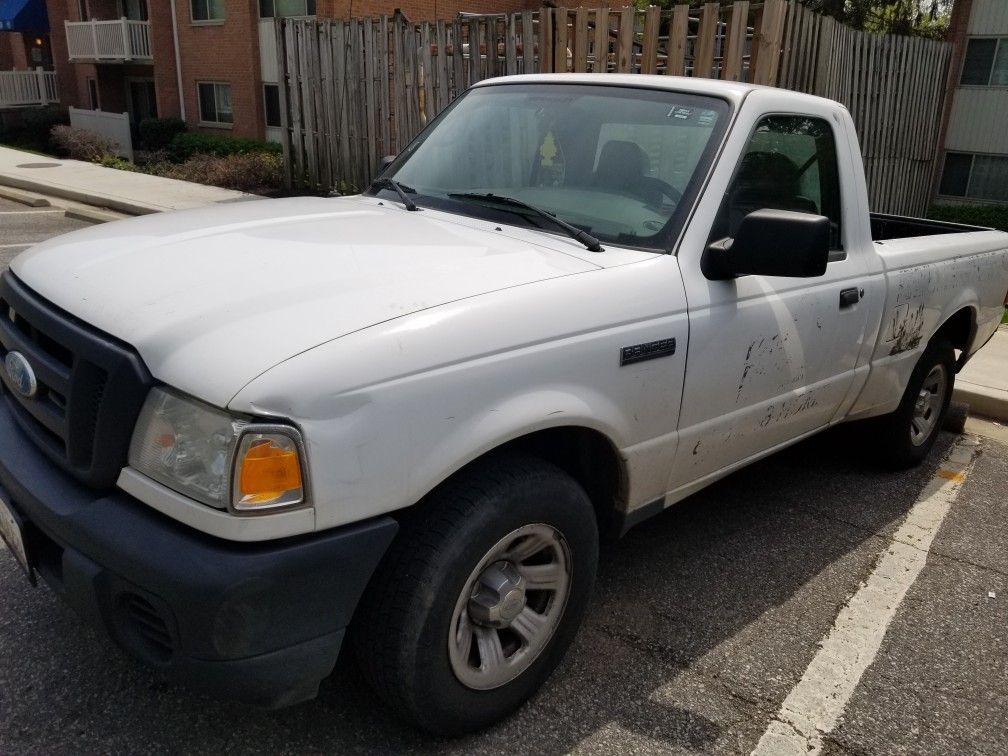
[276,2,792,192]
[778,2,951,216]
[276,0,950,216]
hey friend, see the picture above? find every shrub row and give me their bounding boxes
[0,105,69,153]
[138,116,187,150]
[927,203,1008,233]
[167,132,282,161]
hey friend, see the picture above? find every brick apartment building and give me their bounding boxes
[0,31,51,71]
[42,0,541,143]
[1,0,52,71]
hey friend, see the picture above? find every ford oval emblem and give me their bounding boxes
[5,351,37,399]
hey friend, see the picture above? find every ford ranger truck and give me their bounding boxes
[1,74,1007,735]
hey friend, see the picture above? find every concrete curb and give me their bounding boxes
[953,383,1008,424]
[0,172,160,216]
[0,185,51,208]
[63,206,129,224]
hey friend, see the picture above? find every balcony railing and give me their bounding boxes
[0,68,59,109]
[65,18,152,62]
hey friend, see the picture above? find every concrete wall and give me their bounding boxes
[946,88,1008,155]
[945,0,1008,158]
[967,0,1008,35]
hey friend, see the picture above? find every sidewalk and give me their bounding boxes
[0,145,257,216]
[955,324,1008,423]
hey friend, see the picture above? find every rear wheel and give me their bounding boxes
[351,453,598,735]
[871,338,955,468]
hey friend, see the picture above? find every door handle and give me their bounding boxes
[839,287,862,309]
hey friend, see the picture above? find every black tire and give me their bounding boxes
[351,452,599,735]
[871,337,956,468]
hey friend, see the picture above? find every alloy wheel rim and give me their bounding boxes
[447,523,572,690]
[910,364,947,447]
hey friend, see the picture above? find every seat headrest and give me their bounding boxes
[596,140,648,180]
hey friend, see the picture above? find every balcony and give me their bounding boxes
[0,69,58,109]
[65,18,152,63]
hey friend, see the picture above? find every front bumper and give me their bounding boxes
[0,400,398,708]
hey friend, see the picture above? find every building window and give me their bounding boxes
[939,152,1008,202]
[120,0,149,22]
[263,84,282,128]
[191,0,225,22]
[198,82,233,125]
[259,0,316,17]
[960,37,1008,86]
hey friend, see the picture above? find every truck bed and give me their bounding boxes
[870,213,989,242]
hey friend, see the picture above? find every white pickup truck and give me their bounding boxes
[1,74,1007,734]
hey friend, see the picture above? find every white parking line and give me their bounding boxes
[0,244,31,249]
[751,436,980,756]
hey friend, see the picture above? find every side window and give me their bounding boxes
[714,115,842,249]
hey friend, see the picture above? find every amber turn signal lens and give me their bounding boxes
[233,433,305,511]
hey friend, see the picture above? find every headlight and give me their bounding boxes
[128,387,307,512]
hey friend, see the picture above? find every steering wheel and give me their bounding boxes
[612,178,682,210]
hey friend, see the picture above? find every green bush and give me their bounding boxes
[23,104,70,135]
[0,105,69,153]
[138,116,187,150]
[168,132,281,161]
[96,154,136,171]
[928,203,1008,233]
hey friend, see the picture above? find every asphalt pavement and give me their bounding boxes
[0,201,1006,755]
[0,197,90,268]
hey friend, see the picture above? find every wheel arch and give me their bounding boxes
[415,425,629,541]
[932,305,978,370]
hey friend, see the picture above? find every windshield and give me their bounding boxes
[376,83,731,251]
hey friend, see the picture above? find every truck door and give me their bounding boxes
[668,106,872,493]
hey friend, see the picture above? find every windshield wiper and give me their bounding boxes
[448,192,603,252]
[370,176,418,211]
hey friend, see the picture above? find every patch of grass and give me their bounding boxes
[928,203,1008,233]
[1002,308,1007,325]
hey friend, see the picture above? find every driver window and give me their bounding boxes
[714,115,842,249]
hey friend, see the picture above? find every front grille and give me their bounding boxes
[0,272,151,488]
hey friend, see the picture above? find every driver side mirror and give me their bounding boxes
[701,209,830,281]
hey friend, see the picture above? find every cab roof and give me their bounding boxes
[473,73,837,111]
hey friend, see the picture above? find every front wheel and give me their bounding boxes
[351,453,599,735]
[871,338,955,468]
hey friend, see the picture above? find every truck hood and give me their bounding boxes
[12,196,599,407]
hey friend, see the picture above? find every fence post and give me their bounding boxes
[753,0,788,85]
[89,20,99,59]
[275,17,293,190]
[121,18,132,59]
[36,67,48,105]
[539,7,553,73]
[666,5,689,77]
[813,15,835,97]
[722,2,750,81]
[693,3,720,79]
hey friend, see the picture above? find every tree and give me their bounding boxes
[801,0,953,39]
